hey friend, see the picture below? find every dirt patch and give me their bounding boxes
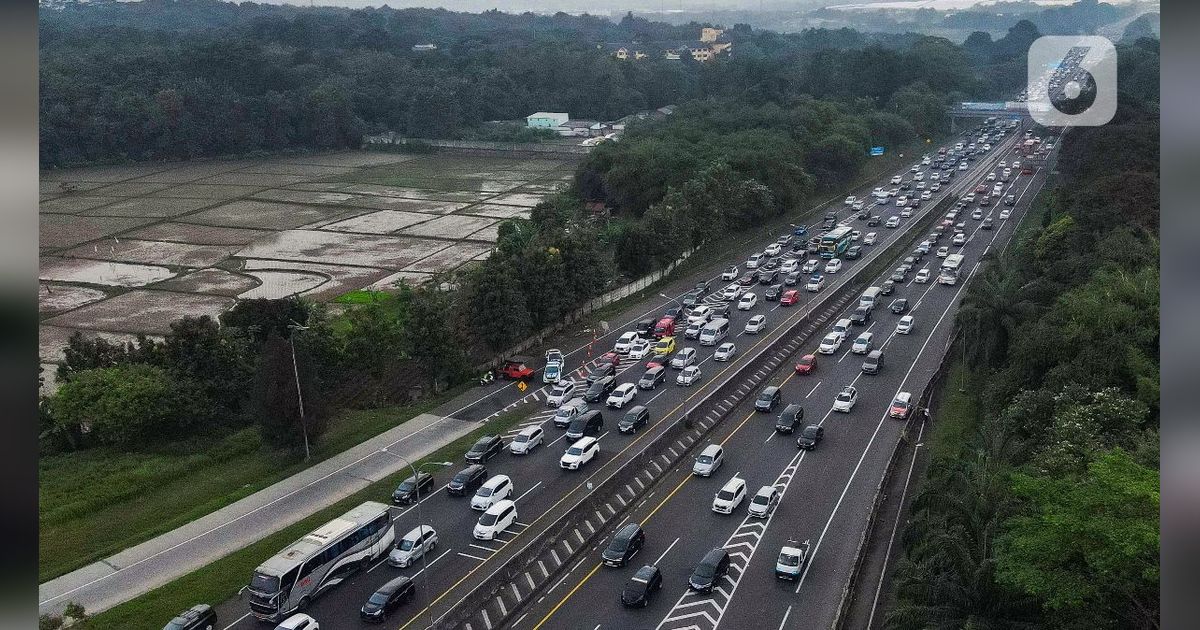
[236,229,448,269]
[399,214,496,240]
[62,239,237,269]
[182,200,350,230]
[404,240,494,273]
[44,290,235,335]
[39,214,156,250]
[456,204,533,219]
[41,163,173,183]
[241,259,393,300]
[40,257,177,287]
[39,196,123,215]
[87,181,178,197]
[195,172,312,187]
[39,284,109,316]
[122,222,273,246]
[151,183,266,200]
[486,192,545,207]
[79,197,216,219]
[128,161,253,183]
[240,270,329,299]
[278,151,417,168]
[156,268,259,296]
[321,210,436,234]
[240,162,354,177]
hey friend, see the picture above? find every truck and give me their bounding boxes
[775,539,811,580]
[939,254,965,285]
[498,357,535,380]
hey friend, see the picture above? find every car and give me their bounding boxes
[931,182,941,192]
[737,292,758,310]
[914,268,932,283]
[833,386,858,412]
[689,549,731,592]
[796,424,824,450]
[643,354,667,371]
[832,318,852,341]
[890,268,907,283]
[721,266,738,281]
[553,398,589,428]
[998,160,1007,168]
[746,253,764,269]
[687,305,713,325]
[602,521,646,568]
[637,366,666,390]
[680,289,704,309]
[713,342,736,362]
[392,471,435,504]
[683,321,703,340]
[586,361,617,383]
[896,196,908,208]
[164,604,217,630]
[779,257,799,274]
[889,298,909,315]
[777,234,793,245]
[498,358,534,380]
[764,284,784,301]
[360,577,415,622]
[999,208,1012,219]
[986,172,996,182]
[845,245,862,260]
[583,375,617,403]
[801,259,821,274]
[560,436,600,470]
[959,161,969,170]
[743,314,767,335]
[850,304,872,325]
[764,243,782,257]
[618,405,650,433]
[784,270,802,286]
[775,404,804,433]
[889,392,913,419]
[623,336,652,359]
[981,218,994,230]
[863,232,877,245]
[936,246,950,258]
[896,315,914,334]
[781,289,801,305]
[606,382,637,409]
[880,279,896,295]
[712,476,747,514]
[861,349,885,374]
[275,614,319,630]
[867,215,882,227]
[692,444,724,476]
[890,175,902,184]
[614,331,639,354]
[737,273,756,287]
[852,332,873,354]
[635,318,656,338]
[720,284,743,301]
[955,221,966,233]
[747,485,781,518]
[669,347,697,370]
[653,336,676,356]
[953,233,967,246]
[901,207,914,217]
[971,208,983,220]
[818,332,842,355]
[964,193,976,203]
[473,499,517,539]
[789,353,818,377]
[824,258,843,274]
[844,195,857,205]
[620,564,664,607]
[447,463,488,497]
[805,275,825,292]
[509,425,543,455]
[471,474,514,511]
[387,525,438,568]
[676,365,702,386]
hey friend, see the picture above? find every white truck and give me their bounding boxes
[939,254,965,285]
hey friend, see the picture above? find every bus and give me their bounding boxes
[939,254,965,285]
[819,226,853,259]
[247,501,394,621]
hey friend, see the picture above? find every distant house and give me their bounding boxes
[412,43,438,52]
[604,28,731,63]
[700,27,724,43]
[526,112,570,129]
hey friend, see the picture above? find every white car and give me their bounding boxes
[387,525,438,568]
[863,232,877,245]
[832,318,851,342]
[737,293,758,310]
[713,342,736,361]
[852,201,865,211]
[676,365,702,386]
[818,332,842,355]
[614,331,639,353]
[998,160,1007,168]
[921,191,932,200]
[627,338,651,359]
[801,259,820,273]
[824,259,843,274]
[744,315,767,335]
[546,380,578,407]
[914,268,931,283]
[560,436,600,470]
[850,230,861,241]
[510,426,544,454]
[844,195,857,205]
[780,259,799,274]
[896,315,914,335]
[721,284,743,301]
[832,386,858,412]
[953,233,967,246]
[669,347,697,369]
[852,332,873,354]
[999,208,1012,219]
[959,162,969,170]
[721,266,738,281]
[805,275,825,292]
[936,246,950,258]
[471,475,514,511]
[986,173,996,181]
[275,615,319,630]
[712,476,747,514]
[886,216,901,228]
[747,485,780,518]
[764,243,782,257]
[917,240,931,254]
[473,499,517,540]
[900,208,913,218]
[746,253,764,269]
[1012,160,1022,169]
[964,193,976,203]
[606,382,637,409]
[946,210,958,220]
[684,321,703,340]
[688,305,713,325]
[914,171,924,181]
[896,196,908,207]
[931,182,941,192]
[890,175,902,184]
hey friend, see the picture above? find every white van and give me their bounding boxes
[387,525,438,568]
[471,475,514,511]
[699,318,730,346]
[746,253,765,269]
[832,318,852,342]
[860,287,882,309]
[473,500,517,540]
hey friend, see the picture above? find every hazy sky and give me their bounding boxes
[246,1,826,13]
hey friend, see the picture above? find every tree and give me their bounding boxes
[955,259,1040,369]
[56,332,160,383]
[250,333,327,453]
[220,298,309,346]
[160,316,253,425]
[50,364,184,448]
[401,285,468,388]
[464,260,529,351]
[996,450,1159,630]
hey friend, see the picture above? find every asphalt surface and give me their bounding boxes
[213,124,1032,630]
[516,129,1051,630]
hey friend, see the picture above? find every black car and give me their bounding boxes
[635,319,655,337]
[1004,194,1016,206]
[822,216,837,229]
[681,289,705,309]
[694,279,711,294]
[583,375,617,403]
[619,405,650,433]
[796,424,825,450]
[638,367,666,390]
[755,386,782,412]
[360,576,415,622]
[857,208,871,220]
[392,471,434,504]
[903,256,917,268]
[981,218,993,230]
[910,249,925,262]
[867,215,882,227]
[764,284,783,301]
[663,306,682,321]
[890,298,909,314]
[849,304,872,325]
[881,279,896,295]
[775,404,805,434]
[621,565,663,608]
[862,349,885,375]
[689,549,731,592]
[890,269,907,283]
[899,181,911,190]
[566,410,604,440]
[447,464,487,497]
[602,522,646,567]
[163,604,216,630]
[845,245,862,260]
[465,435,502,463]
[784,271,801,286]
[586,362,617,383]
[756,268,779,285]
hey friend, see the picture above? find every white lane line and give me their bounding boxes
[655,537,681,566]
[777,605,793,630]
[515,481,543,503]
[469,543,501,553]
[458,551,489,562]
[222,612,251,630]
[867,416,928,629]
[806,381,822,398]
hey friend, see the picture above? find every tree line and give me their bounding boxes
[886,38,1159,630]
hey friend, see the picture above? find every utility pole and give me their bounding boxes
[288,321,311,461]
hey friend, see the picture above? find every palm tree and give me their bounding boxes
[955,258,1041,370]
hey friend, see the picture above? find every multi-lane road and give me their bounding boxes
[214,121,1041,630]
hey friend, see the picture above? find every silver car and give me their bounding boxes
[713,342,736,362]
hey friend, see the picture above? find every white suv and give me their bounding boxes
[560,436,600,470]
[712,477,747,514]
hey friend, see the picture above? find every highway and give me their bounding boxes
[213,123,1030,630]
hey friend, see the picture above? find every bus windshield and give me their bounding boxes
[250,572,279,594]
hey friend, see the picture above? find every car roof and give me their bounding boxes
[703,548,729,564]
[486,499,515,513]
[868,349,883,358]
[573,436,598,447]
[483,474,510,487]
[634,564,658,580]
[755,485,777,496]
[895,391,912,402]
[378,575,413,594]
[721,476,745,491]
[701,444,721,455]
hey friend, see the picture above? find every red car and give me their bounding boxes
[644,355,667,370]
[598,351,620,366]
[498,358,534,380]
[780,290,800,306]
[794,354,817,375]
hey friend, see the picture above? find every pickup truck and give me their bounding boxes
[499,358,534,380]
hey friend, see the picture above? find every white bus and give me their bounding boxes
[247,501,394,621]
[699,318,729,346]
[939,254,965,285]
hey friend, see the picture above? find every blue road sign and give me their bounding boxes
[869,146,885,156]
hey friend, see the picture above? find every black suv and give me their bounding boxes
[602,522,646,567]
[619,405,650,433]
[164,604,216,630]
[867,215,882,227]
[689,549,731,592]
[881,279,896,295]
[392,471,435,504]
[764,284,783,301]
[845,245,862,260]
[360,576,415,622]
[796,424,825,450]
[775,404,805,434]
[446,464,487,497]
[621,565,663,608]
[586,362,616,383]
[583,375,617,402]
[757,268,779,285]
[465,435,502,463]
[681,289,705,308]
[755,386,782,412]
[566,410,604,440]
[850,304,872,325]
[890,298,909,314]
[638,366,666,390]
[635,319,655,337]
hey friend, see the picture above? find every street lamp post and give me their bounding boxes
[380,449,452,630]
[287,322,311,461]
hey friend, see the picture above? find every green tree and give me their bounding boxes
[50,364,184,448]
[220,298,309,346]
[402,285,468,388]
[955,260,1040,369]
[249,333,327,453]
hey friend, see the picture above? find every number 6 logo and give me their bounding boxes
[1027,36,1117,127]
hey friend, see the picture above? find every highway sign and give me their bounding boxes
[869,146,885,156]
